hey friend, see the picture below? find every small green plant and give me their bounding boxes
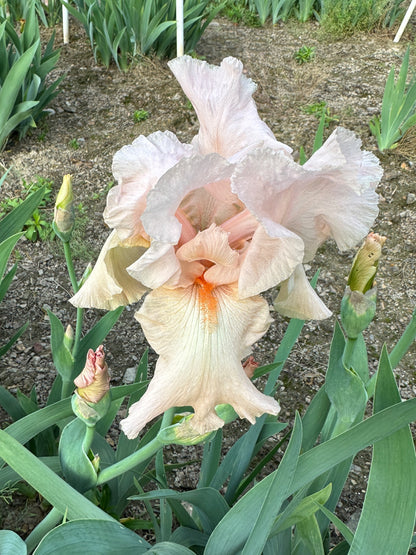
[294,45,315,64]
[369,48,416,152]
[68,138,80,150]
[301,101,339,127]
[24,210,51,241]
[0,176,54,240]
[133,109,149,123]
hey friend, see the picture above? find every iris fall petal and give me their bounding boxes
[120,283,279,438]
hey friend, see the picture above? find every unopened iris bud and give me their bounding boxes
[72,345,111,425]
[341,233,386,338]
[63,324,74,351]
[53,174,75,242]
[74,345,110,403]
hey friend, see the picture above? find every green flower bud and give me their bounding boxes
[347,233,386,293]
[341,287,377,339]
[63,324,74,351]
[71,390,111,427]
[341,233,386,338]
[53,174,75,242]
[72,345,111,426]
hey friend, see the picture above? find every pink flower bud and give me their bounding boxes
[74,345,110,403]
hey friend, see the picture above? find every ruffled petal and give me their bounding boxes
[168,56,291,161]
[232,133,381,260]
[127,242,181,290]
[120,283,279,438]
[141,153,234,244]
[238,222,304,298]
[105,131,193,241]
[274,264,332,320]
[70,230,148,310]
[304,127,383,194]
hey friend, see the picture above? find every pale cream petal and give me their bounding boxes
[232,143,380,261]
[70,230,148,310]
[127,242,181,290]
[168,56,291,160]
[274,264,332,320]
[304,127,383,194]
[119,283,279,438]
[238,222,304,298]
[141,153,233,244]
[105,131,193,241]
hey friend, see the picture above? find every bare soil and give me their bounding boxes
[1,15,416,545]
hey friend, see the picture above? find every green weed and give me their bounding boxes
[133,110,149,123]
[294,45,315,64]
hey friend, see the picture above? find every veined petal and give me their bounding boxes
[168,56,291,160]
[70,230,148,310]
[141,153,234,243]
[232,140,380,261]
[105,131,192,240]
[274,264,332,320]
[238,222,304,298]
[120,283,279,438]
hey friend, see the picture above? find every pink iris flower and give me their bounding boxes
[71,56,382,438]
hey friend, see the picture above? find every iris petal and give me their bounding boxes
[120,283,279,438]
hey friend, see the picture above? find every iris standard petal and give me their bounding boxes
[141,153,234,244]
[168,56,291,160]
[105,131,193,241]
[119,282,279,438]
[232,132,381,261]
[70,230,148,310]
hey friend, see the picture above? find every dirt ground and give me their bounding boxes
[1,14,416,545]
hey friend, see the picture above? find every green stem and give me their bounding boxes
[343,337,357,370]
[72,306,84,361]
[97,436,163,486]
[25,507,63,554]
[63,240,83,364]
[63,241,79,294]
[160,407,175,428]
[83,423,95,454]
[61,378,73,399]
[389,307,416,369]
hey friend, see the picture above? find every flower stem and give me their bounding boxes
[389,306,416,369]
[83,423,96,454]
[96,436,163,486]
[61,378,73,399]
[62,240,83,362]
[25,507,63,553]
[343,337,357,371]
[63,241,79,294]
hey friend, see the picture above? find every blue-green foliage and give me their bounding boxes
[0,1,63,150]
[64,0,221,70]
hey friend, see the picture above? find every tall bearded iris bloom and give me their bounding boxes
[71,56,382,439]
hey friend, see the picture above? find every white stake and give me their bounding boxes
[176,0,184,57]
[62,3,69,45]
[394,0,416,43]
